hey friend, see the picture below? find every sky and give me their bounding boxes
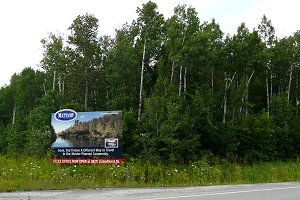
[1,0,300,87]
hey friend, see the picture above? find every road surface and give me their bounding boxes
[0,182,299,200]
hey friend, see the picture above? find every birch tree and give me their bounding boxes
[135,2,164,120]
[40,33,67,93]
[223,72,236,123]
[227,24,265,117]
[258,15,275,115]
[165,5,199,95]
[201,19,224,94]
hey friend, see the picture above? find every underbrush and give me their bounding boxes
[0,155,299,191]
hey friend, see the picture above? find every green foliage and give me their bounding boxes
[67,13,102,111]
[6,125,27,155]
[272,94,293,127]
[0,125,8,154]
[123,109,139,156]
[25,130,51,157]
[103,27,140,110]
[135,89,215,163]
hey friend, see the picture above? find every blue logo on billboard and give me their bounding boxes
[54,109,77,122]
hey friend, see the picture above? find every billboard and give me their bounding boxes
[51,109,123,164]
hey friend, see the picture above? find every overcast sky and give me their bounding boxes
[1,0,300,87]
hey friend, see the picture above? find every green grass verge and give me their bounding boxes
[0,156,299,191]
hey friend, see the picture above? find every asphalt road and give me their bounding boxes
[0,182,299,200]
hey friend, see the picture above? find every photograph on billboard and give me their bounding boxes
[51,109,122,164]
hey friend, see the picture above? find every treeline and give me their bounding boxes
[0,1,300,163]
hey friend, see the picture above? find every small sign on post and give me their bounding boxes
[51,110,123,164]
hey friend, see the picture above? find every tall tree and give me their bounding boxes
[201,19,224,94]
[40,33,67,93]
[224,23,265,120]
[258,15,275,114]
[272,37,294,99]
[135,1,165,120]
[165,4,200,95]
[68,13,101,111]
[104,25,140,110]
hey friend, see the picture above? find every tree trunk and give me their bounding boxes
[184,66,187,93]
[12,102,16,125]
[62,80,65,93]
[43,81,47,95]
[266,75,270,115]
[52,70,56,91]
[84,66,88,111]
[297,76,299,117]
[245,71,255,116]
[138,38,147,121]
[211,66,214,94]
[223,72,236,123]
[179,65,183,95]
[171,61,175,82]
[239,71,254,116]
[58,74,62,93]
[223,73,228,123]
[270,70,273,111]
[288,65,293,102]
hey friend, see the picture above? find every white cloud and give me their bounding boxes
[218,0,300,37]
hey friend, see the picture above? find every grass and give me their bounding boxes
[0,155,299,191]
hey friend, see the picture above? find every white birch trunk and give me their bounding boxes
[43,82,47,95]
[297,76,299,117]
[179,65,183,95]
[138,38,147,121]
[288,65,293,102]
[84,66,88,111]
[52,70,56,91]
[58,74,62,93]
[239,71,255,116]
[12,102,16,125]
[245,71,255,116]
[270,70,273,108]
[171,61,174,82]
[62,80,65,93]
[211,66,214,94]
[223,73,228,123]
[223,72,236,123]
[266,75,270,115]
[184,66,187,93]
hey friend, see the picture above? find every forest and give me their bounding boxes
[0,1,300,164]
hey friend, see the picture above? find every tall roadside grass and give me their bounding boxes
[0,155,299,191]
